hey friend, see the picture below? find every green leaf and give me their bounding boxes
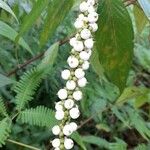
[0,97,7,117]
[82,135,109,149]
[138,0,150,20]
[0,0,18,23]
[0,21,32,53]
[39,0,74,47]
[96,0,134,91]
[0,74,15,88]
[14,42,59,110]
[116,87,150,107]
[133,5,149,33]
[18,106,57,127]
[0,118,11,147]
[16,0,50,41]
[71,132,87,150]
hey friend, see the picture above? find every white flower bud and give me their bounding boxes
[69,122,78,131]
[69,107,80,119]
[79,51,91,61]
[87,0,95,6]
[67,56,79,68]
[73,41,84,52]
[69,37,77,47]
[73,90,83,101]
[84,38,94,49]
[52,125,60,135]
[61,69,71,80]
[82,61,90,70]
[64,138,74,150]
[88,12,98,23]
[78,14,85,20]
[75,68,85,79]
[89,23,98,32]
[63,124,73,136]
[52,138,60,148]
[66,80,76,90]
[79,2,88,12]
[55,101,63,111]
[80,29,91,40]
[78,77,87,87]
[74,18,84,29]
[57,89,68,100]
[55,110,64,120]
[64,99,74,110]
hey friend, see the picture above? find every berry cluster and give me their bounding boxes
[52,0,98,149]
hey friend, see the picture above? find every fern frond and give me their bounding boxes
[17,106,58,127]
[14,68,44,111]
[0,118,11,147]
[0,97,7,116]
[14,42,59,111]
[134,144,147,150]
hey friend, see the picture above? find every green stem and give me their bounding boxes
[7,139,41,150]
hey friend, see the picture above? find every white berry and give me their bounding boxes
[84,38,94,49]
[88,12,98,23]
[69,107,80,119]
[69,122,78,131]
[69,37,77,47]
[61,69,71,80]
[74,18,84,29]
[80,29,91,40]
[82,61,90,70]
[55,110,64,120]
[73,41,84,52]
[67,56,79,68]
[63,124,73,136]
[66,80,76,90]
[89,23,98,32]
[52,138,60,148]
[87,0,95,6]
[73,90,83,101]
[75,68,85,79]
[78,77,87,87]
[55,101,63,111]
[52,125,60,135]
[57,89,68,100]
[64,99,74,110]
[79,51,91,61]
[79,2,88,12]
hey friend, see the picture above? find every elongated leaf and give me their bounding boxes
[39,0,74,47]
[138,0,150,20]
[0,0,18,23]
[0,97,7,116]
[0,74,15,88]
[96,0,134,91]
[0,21,32,53]
[71,132,87,150]
[82,135,109,149]
[16,0,50,41]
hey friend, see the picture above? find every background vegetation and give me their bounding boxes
[0,0,150,149]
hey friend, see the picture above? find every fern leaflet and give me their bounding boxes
[18,106,58,127]
[0,97,7,116]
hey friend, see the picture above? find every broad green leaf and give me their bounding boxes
[16,0,50,41]
[133,5,149,33]
[0,21,32,53]
[0,74,15,88]
[39,0,74,48]
[138,0,150,20]
[96,0,134,91]
[71,132,87,150]
[0,0,18,23]
[82,135,109,149]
